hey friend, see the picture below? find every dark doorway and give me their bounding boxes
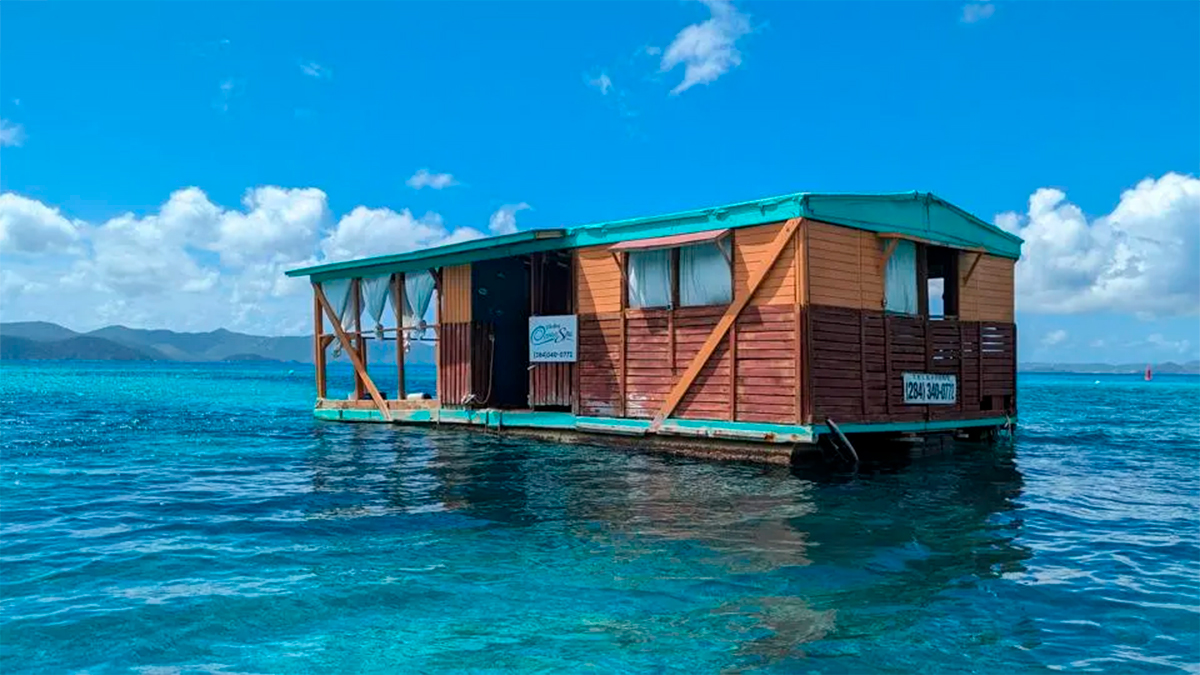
[924,245,960,318]
[471,257,531,408]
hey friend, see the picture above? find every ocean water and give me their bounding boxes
[1,362,1197,674]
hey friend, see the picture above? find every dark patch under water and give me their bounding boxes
[1,363,1197,673]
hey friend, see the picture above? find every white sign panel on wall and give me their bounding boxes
[902,372,957,405]
[529,315,577,363]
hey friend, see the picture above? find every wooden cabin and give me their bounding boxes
[286,192,1021,464]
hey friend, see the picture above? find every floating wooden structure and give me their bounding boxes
[286,191,1022,464]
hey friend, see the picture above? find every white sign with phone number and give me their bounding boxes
[529,315,577,363]
[902,372,957,405]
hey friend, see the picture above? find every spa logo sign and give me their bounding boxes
[529,315,577,363]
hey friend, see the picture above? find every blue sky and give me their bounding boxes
[1,1,1197,363]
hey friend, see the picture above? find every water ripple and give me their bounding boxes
[1,363,1197,674]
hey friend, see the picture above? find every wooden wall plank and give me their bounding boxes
[809,304,1016,424]
[807,221,886,311]
[652,219,802,428]
[735,222,797,306]
[959,254,1015,322]
[576,247,623,314]
[442,264,473,323]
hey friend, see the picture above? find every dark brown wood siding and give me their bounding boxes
[809,304,1016,424]
[577,305,804,423]
[530,363,573,408]
[578,313,622,416]
[735,305,799,424]
[439,321,473,407]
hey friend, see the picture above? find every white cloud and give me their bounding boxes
[1041,329,1068,347]
[83,209,220,297]
[1147,333,1192,354]
[406,169,459,190]
[488,203,532,235]
[0,269,46,300]
[1089,338,1106,348]
[961,3,996,23]
[213,187,330,267]
[300,61,332,79]
[0,188,499,334]
[588,72,614,96]
[0,193,82,254]
[321,206,483,262]
[660,0,751,95]
[0,119,25,147]
[999,172,1200,318]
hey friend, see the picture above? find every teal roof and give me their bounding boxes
[286,191,1022,282]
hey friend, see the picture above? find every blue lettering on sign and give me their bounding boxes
[531,324,572,346]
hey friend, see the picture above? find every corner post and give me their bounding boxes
[393,272,406,400]
[313,282,327,399]
[433,269,443,403]
[351,277,365,400]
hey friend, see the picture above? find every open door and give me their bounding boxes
[529,251,574,409]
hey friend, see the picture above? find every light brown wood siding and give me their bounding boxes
[734,222,797,306]
[441,264,472,323]
[576,247,623,315]
[959,254,1015,322]
[807,221,884,310]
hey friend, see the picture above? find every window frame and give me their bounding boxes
[622,234,734,310]
[882,238,962,319]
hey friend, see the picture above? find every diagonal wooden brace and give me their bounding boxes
[314,282,393,421]
[649,217,803,431]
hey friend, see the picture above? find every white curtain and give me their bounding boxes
[362,274,393,330]
[885,240,919,314]
[321,278,355,328]
[679,237,732,306]
[402,270,436,327]
[627,249,672,309]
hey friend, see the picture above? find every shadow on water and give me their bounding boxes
[302,425,1033,671]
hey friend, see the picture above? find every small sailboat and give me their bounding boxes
[1145,365,1153,381]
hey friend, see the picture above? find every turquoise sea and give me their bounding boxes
[1,362,1197,674]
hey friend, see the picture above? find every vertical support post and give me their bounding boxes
[729,322,737,422]
[924,315,933,422]
[351,278,365,400]
[794,231,803,424]
[859,312,868,418]
[917,244,929,317]
[313,283,327,399]
[618,252,628,418]
[977,321,984,407]
[957,321,965,413]
[799,224,810,424]
[529,253,541,409]
[434,269,443,403]
[393,273,406,400]
[884,313,893,416]
[1011,323,1018,416]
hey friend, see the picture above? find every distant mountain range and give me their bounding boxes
[0,321,435,365]
[4,320,1195,374]
[1019,361,1199,375]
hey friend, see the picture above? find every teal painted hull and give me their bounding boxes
[314,406,1010,446]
